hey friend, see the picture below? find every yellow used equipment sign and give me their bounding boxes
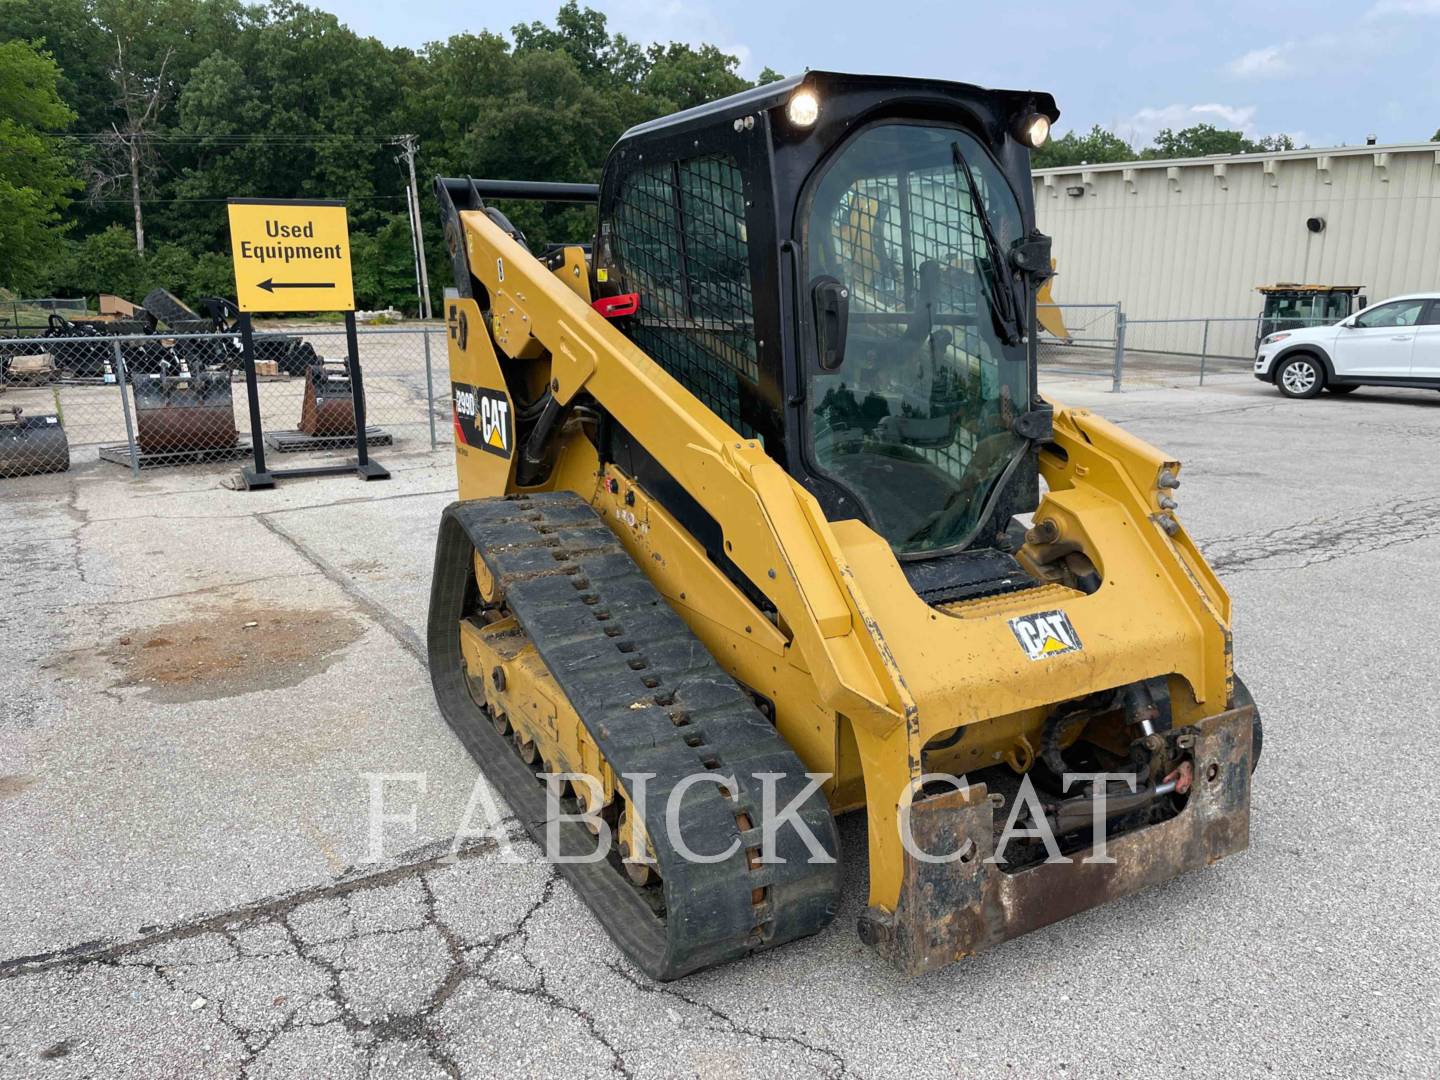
[227,198,355,313]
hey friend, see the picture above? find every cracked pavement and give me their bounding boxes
[2,374,1438,1078]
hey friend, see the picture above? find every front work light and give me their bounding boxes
[786,89,820,128]
[1017,113,1051,148]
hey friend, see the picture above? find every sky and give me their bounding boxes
[319,0,1440,148]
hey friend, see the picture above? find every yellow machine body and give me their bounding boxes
[440,201,1250,971]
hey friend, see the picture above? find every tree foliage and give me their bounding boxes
[1033,122,1302,169]
[0,1,774,309]
[1140,124,1295,159]
[0,39,78,291]
[0,0,1322,310]
[1030,125,1134,169]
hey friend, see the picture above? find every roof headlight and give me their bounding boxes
[786,89,820,129]
[1017,113,1051,149]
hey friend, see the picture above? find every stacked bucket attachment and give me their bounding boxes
[299,362,356,437]
[131,372,239,457]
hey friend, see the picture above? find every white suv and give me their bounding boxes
[1254,293,1440,398]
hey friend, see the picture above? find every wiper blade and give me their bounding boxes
[951,142,1022,346]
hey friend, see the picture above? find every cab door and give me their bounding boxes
[1331,298,1425,377]
[1409,300,1440,378]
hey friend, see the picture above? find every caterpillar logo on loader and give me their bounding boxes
[425,71,1262,981]
[452,385,510,457]
[1010,610,1082,660]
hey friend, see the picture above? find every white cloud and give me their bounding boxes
[1115,103,1259,145]
[1366,0,1440,15]
[1226,44,1292,78]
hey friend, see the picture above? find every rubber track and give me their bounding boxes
[427,492,841,980]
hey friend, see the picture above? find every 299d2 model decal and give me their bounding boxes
[452,383,511,458]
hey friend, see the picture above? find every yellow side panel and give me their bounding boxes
[444,296,516,502]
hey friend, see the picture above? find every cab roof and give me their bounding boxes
[615,70,1059,145]
[1257,283,1365,293]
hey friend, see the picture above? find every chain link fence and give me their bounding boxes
[1119,316,1265,385]
[1036,303,1124,389]
[0,298,1356,481]
[1038,306,1346,390]
[0,297,89,333]
[0,324,447,481]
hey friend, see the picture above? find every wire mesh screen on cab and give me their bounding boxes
[604,154,759,438]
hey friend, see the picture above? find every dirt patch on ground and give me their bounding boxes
[0,775,38,803]
[105,606,364,704]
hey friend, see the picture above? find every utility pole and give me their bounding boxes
[393,135,433,320]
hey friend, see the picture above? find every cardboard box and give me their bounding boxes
[99,294,141,317]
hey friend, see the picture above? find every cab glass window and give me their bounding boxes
[802,123,1029,556]
[1354,300,1425,328]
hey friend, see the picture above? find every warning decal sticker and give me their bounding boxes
[1008,610,1083,661]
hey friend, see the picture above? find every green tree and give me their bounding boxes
[19,2,780,306]
[349,215,422,310]
[172,2,416,251]
[1253,133,1296,152]
[84,0,246,251]
[0,0,111,129]
[1141,123,1250,158]
[1138,125,1298,159]
[0,39,78,291]
[1031,124,1135,169]
[512,1,644,83]
[47,225,146,298]
[640,43,749,111]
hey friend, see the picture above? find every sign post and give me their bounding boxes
[226,197,388,489]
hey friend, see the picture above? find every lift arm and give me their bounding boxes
[453,203,915,740]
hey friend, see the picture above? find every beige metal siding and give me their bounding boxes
[1032,145,1440,320]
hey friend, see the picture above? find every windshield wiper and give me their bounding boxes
[951,142,1023,346]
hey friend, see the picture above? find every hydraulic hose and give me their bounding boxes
[514,393,565,487]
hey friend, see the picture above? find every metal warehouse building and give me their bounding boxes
[1032,142,1440,348]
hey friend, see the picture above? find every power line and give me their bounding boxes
[79,194,412,204]
[39,132,405,143]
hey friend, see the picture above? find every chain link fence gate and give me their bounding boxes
[0,325,448,481]
[1036,303,1124,389]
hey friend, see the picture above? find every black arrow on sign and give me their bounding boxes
[257,278,335,292]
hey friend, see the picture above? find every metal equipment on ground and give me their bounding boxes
[132,372,239,456]
[40,314,111,379]
[0,406,69,477]
[2,352,56,387]
[426,71,1260,980]
[143,291,321,376]
[299,362,356,437]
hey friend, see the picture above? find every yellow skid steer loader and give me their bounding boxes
[426,72,1258,979]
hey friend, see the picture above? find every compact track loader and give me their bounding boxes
[427,72,1259,979]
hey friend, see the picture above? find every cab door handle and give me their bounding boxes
[1391,334,1413,341]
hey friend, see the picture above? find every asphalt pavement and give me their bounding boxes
[1,372,1436,1078]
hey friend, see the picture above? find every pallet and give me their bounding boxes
[98,441,253,469]
[263,427,392,453]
